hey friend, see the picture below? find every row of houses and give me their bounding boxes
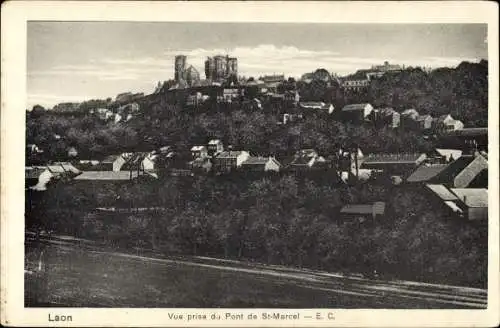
[338,103,465,133]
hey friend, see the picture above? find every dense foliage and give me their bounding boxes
[26,173,487,288]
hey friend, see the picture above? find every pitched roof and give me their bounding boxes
[406,164,448,182]
[431,155,487,186]
[216,151,248,158]
[101,154,123,163]
[426,184,459,201]
[191,145,207,151]
[435,148,463,161]
[342,103,371,111]
[450,188,488,208]
[401,109,419,116]
[362,153,426,165]
[416,114,432,121]
[208,139,222,145]
[443,128,487,138]
[242,157,281,167]
[74,171,139,181]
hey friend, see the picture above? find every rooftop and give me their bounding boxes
[216,151,248,158]
[426,184,458,201]
[406,164,448,183]
[450,188,488,208]
[431,155,486,185]
[74,171,139,181]
[342,103,372,111]
[362,153,426,164]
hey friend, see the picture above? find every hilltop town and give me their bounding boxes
[26,54,488,293]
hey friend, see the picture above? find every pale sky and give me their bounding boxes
[27,22,487,108]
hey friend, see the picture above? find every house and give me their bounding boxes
[340,202,386,221]
[25,167,54,191]
[342,77,370,92]
[400,109,420,130]
[288,149,326,171]
[341,103,373,123]
[429,154,488,188]
[284,90,300,105]
[186,92,203,107]
[425,184,463,217]
[415,115,433,130]
[67,147,78,158]
[434,114,464,133]
[213,150,250,172]
[406,164,449,183]
[120,152,155,172]
[427,148,463,164]
[450,188,488,221]
[361,153,427,175]
[74,159,100,171]
[375,108,400,128]
[191,146,208,159]
[27,144,43,155]
[299,102,334,114]
[188,157,212,173]
[207,139,224,156]
[241,156,282,172]
[98,154,128,172]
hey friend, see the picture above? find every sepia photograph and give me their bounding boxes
[2,1,499,327]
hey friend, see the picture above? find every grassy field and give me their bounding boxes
[25,240,487,308]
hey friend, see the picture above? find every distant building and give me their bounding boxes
[341,103,374,123]
[361,153,427,175]
[371,108,400,128]
[26,144,43,155]
[175,55,187,82]
[191,146,208,159]
[425,184,487,221]
[67,147,78,158]
[429,153,488,188]
[427,148,463,164]
[299,102,334,114]
[25,167,54,191]
[241,156,282,172]
[342,78,370,92]
[434,114,464,133]
[188,157,212,174]
[400,109,420,130]
[207,139,224,156]
[98,154,128,172]
[74,171,142,181]
[185,65,200,86]
[450,188,488,221]
[205,55,238,81]
[415,114,433,131]
[213,150,250,172]
[288,149,326,171]
[340,202,386,221]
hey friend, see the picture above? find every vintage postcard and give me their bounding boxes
[1,1,499,327]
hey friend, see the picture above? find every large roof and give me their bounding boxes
[426,184,458,201]
[74,171,139,181]
[431,155,487,186]
[442,128,488,138]
[216,151,248,158]
[342,103,371,111]
[450,188,488,208]
[362,153,426,165]
[406,164,448,182]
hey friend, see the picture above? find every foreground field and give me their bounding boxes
[25,235,487,308]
